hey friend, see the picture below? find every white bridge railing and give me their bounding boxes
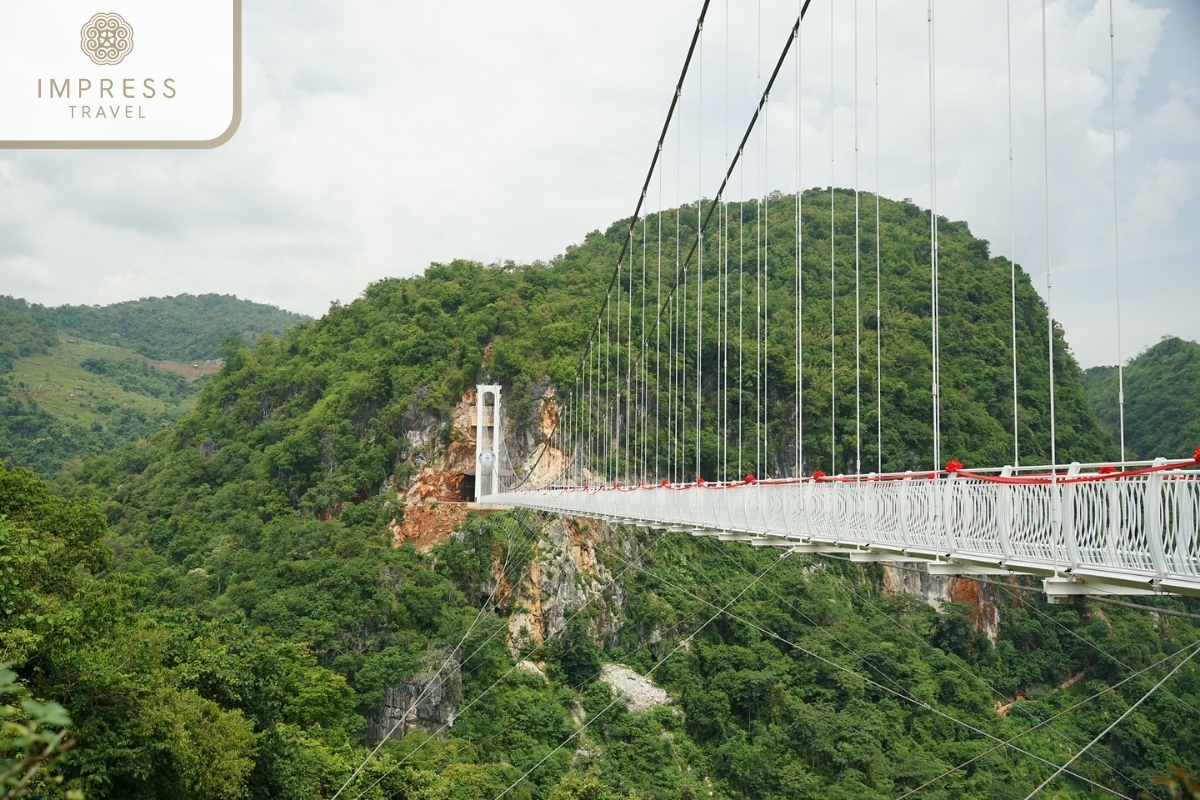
[483,459,1200,599]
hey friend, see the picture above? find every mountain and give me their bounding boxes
[1082,336,1200,461]
[7,193,1196,800]
[43,293,311,363]
[0,294,309,477]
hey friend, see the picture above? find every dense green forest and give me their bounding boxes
[1082,336,1200,461]
[43,293,311,363]
[0,295,308,478]
[4,192,1197,800]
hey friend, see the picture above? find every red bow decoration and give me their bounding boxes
[1194,445,1200,462]
[945,459,963,473]
[660,479,669,487]
[744,474,756,484]
[1098,465,1117,474]
[812,471,826,481]
[696,477,707,486]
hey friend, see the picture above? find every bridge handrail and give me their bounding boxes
[532,450,1200,494]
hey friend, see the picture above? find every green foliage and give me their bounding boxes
[1082,336,1200,460]
[78,358,196,404]
[580,191,1111,479]
[0,663,77,800]
[44,294,309,363]
[0,396,182,480]
[0,298,56,377]
[0,192,1173,799]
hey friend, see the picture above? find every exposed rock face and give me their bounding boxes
[401,389,479,503]
[503,516,632,657]
[599,664,670,711]
[399,384,568,505]
[881,563,1004,642]
[367,649,462,742]
[390,501,470,553]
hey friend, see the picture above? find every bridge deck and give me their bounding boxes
[484,464,1200,599]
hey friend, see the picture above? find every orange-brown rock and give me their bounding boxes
[948,577,1000,640]
[390,501,469,553]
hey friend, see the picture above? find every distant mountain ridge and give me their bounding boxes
[43,293,311,362]
[0,293,310,475]
[1082,335,1200,461]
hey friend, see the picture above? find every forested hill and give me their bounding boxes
[44,293,311,362]
[0,294,310,477]
[1082,335,1200,461]
[12,192,1194,800]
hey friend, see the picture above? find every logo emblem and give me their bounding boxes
[80,12,134,65]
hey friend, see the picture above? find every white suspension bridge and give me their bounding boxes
[468,0,1200,603]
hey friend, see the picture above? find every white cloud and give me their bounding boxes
[0,0,1195,366]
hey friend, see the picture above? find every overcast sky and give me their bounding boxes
[1,0,1196,367]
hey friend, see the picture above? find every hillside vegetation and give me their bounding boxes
[0,295,308,477]
[1082,336,1200,461]
[43,293,310,362]
[6,193,1195,800]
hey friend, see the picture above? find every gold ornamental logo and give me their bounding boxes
[80,12,134,65]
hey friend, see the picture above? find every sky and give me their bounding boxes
[1,0,1197,368]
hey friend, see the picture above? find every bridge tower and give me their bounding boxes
[474,384,502,500]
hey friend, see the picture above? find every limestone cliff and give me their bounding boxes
[881,563,1007,642]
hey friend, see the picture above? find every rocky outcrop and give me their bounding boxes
[502,516,632,657]
[600,664,670,712]
[390,501,470,553]
[398,383,568,505]
[881,563,1004,642]
[367,648,462,742]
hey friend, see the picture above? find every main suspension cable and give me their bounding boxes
[624,4,816,481]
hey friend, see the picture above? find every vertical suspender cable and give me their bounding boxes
[517,0,712,491]
[635,6,812,484]
[696,19,705,480]
[1039,0,1061,572]
[928,0,941,471]
[795,0,803,477]
[681,216,688,479]
[854,0,862,477]
[1108,0,1126,466]
[641,213,648,481]
[830,0,837,474]
[755,0,763,478]
[628,215,635,483]
[1040,0,1057,475]
[739,157,745,478]
[724,0,730,480]
[874,0,882,473]
[656,164,663,481]
[675,112,683,482]
[606,287,613,480]
[615,260,622,481]
[1007,0,1020,467]
[764,107,771,478]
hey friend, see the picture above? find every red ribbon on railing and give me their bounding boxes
[553,446,1199,493]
